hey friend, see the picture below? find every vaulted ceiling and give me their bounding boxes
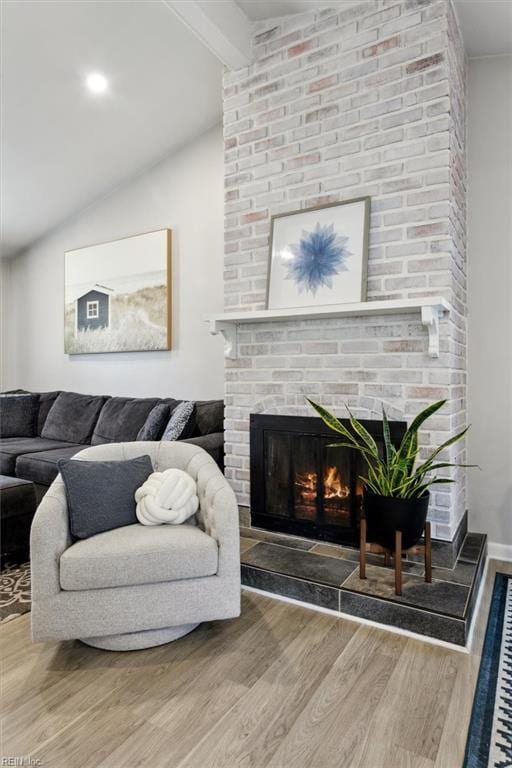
[2,0,510,258]
[1,1,223,258]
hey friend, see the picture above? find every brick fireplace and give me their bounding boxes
[222,0,467,542]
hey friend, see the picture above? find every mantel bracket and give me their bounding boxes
[209,320,238,360]
[421,305,443,358]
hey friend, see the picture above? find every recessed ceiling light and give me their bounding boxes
[85,72,108,94]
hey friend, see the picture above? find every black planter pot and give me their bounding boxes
[362,490,430,551]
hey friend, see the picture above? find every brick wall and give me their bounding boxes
[223,0,467,541]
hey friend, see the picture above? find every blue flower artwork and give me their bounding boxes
[284,222,352,296]
[267,198,369,311]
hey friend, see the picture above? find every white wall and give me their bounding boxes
[0,259,11,391]
[1,125,225,399]
[467,56,512,547]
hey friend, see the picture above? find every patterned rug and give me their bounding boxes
[464,573,512,768]
[0,562,31,624]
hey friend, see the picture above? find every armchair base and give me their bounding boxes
[80,622,200,651]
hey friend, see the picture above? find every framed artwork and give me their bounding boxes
[266,197,370,311]
[64,229,171,354]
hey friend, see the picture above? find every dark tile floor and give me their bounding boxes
[240,526,487,646]
[242,541,356,586]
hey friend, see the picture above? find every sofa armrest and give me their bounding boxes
[30,476,72,600]
[181,432,224,469]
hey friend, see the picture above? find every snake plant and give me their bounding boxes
[307,398,471,499]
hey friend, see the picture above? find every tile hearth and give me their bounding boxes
[240,528,487,646]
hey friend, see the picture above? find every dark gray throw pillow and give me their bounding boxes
[136,403,170,441]
[0,393,39,438]
[58,455,153,539]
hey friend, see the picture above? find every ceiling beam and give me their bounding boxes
[163,0,253,70]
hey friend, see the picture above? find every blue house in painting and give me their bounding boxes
[75,284,113,334]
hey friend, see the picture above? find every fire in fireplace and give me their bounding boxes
[250,414,406,546]
[294,466,354,517]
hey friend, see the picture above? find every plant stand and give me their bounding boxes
[359,519,432,596]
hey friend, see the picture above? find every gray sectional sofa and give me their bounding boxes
[0,390,225,502]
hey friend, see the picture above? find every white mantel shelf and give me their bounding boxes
[206,297,451,360]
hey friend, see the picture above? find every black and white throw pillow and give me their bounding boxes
[161,401,196,441]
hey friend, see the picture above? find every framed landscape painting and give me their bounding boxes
[64,229,171,354]
[266,197,370,311]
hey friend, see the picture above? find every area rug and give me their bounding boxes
[0,562,31,624]
[464,573,512,768]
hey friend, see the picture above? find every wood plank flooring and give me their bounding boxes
[1,559,510,768]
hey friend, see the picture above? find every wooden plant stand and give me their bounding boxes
[359,519,432,596]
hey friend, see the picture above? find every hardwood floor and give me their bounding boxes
[1,559,511,768]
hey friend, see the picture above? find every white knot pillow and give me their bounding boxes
[135,468,199,526]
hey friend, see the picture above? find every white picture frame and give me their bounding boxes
[266,197,370,311]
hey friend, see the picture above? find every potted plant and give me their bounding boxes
[307,398,471,550]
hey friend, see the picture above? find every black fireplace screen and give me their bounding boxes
[250,414,407,546]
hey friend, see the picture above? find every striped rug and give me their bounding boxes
[465,573,512,768]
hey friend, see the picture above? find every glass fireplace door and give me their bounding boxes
[250,414,406,547]
[261,429,361,542]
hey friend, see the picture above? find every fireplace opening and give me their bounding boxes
[250,414,407,546]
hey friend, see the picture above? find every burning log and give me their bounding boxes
[295,467,350,502]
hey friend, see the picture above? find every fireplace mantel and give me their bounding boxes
[206,297,451,360]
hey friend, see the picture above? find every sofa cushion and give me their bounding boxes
[37,391,61,435]
[91,397,160,445]
[15,445,84,486]
[0,437,77,476]
[0,393,39,438]
[193,400,224,436]
[41,392,108,444]
[181,433,224,469]
[59,523,218,590]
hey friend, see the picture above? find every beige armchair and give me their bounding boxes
[30,441,241,650]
